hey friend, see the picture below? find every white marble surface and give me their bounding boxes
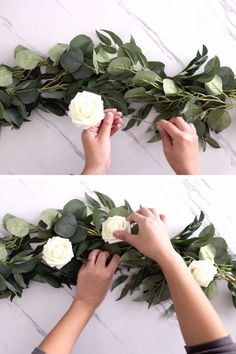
[0,176,236,354]
[0,0,236,175]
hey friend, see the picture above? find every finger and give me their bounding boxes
[104,108,117,114]
[113,230,137,246]
[107,254,120,274]
[157,120,182,138]
[96,251,110,267]
[114,112,122,118]
[87,249,101,265]
[136,208,153,217]
[111,124,121,136]
[127,212,144,223]
[149,208,158,216]
[159,126,173,152]
[170,116,192,132]
[159,214,166,223]
[98,112,114,139]
[189,123,197,134]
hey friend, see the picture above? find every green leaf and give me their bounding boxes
[92,206,102,232]
[111,275,128,291]
[70,226,88,243]
[11,250,33,263]
[100,30,123,46]
[6,217,30,237]
[33,274,61,288]
[72,64,94,80]
[204,280,218,299]
[101,45,117,54]
[163,79,182,95]
[95,191,116,209]
[132,70,160,87]
[0,89,11,107]
[63,199,87,220]
[16,88,39,104]
[107,207,130,218]
[49,43,69,64]
[13,273,27,289]
[205,75,223,95]
[0,244,8,262]
[199,244,216,261]
[12,259,36,273]
[54,214,77,238]
[76,240,90,257]
[60,47,84,73]
[210,237,229,264]
[203,136,221,149]
[85,193,101,208]
[207,109,231,133]
[3,107,23,128]
[124,87,147,100]
[116,282,131,301]
[199,224,215,238]
[0,66,13,87]
[70,35,94,57]
[41,91,65,100]
[0,274,7,291]
[15,49,43,70]
[96,30,112,46]
[218,66,235,90]
[41,209,61,229]
[148,61,166,78]
[108,57,132,75]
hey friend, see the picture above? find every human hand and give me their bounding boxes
[81,108,122,175]
[74,250,120,310]
[113,208,176,268]
[157,117,202,175]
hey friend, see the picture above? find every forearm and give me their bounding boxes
[159,252,227,346]
[39,301,95,354]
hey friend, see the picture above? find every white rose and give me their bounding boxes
[68,91,104,128]
[102,216,131,244]
[189,260,217,287]
[42,236,74,270]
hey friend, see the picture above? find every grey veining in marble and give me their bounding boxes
[0,0,236,174]
[0,176,236,354]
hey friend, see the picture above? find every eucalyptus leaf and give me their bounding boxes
[49,43,69,64]
[54,214,77,238]
[15,49,44,70]
[132,70,160,87]
[108,57,132,75]
[6,217,30,237]
[207,109,231,133]
[0,66,13,87]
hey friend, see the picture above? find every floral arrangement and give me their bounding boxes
[0,191,235,313]
[0,30,235,150]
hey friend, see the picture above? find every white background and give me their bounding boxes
[0,176,235,353]
[0,0,236,174]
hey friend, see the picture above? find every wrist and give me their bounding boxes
[81,163,109,175]
[154,249,182,270]
[71,299,97,314]
[176,164,203,175]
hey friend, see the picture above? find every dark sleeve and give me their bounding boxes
[185,336,236,354]
[31,349,46,354]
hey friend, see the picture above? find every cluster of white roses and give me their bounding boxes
[42,216,130,269]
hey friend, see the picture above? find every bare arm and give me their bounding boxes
[114,209,227,347]
[38,250,120,354]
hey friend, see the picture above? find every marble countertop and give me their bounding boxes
[0,176,236,354]
[0,0,236,175]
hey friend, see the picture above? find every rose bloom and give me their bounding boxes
[42,236,74,270]
[68,91,104,128]
[102,216,131,244]
[188,260,217,287]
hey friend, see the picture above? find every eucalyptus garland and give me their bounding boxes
[0,191,235,313]
[0,30,236,150]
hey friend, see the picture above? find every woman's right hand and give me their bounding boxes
[113,208,177,267]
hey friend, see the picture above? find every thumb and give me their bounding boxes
[99,112,114,139]
[113,230,137,246]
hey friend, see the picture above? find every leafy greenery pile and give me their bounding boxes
[0,191,235,311]
[0,30,235,149]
